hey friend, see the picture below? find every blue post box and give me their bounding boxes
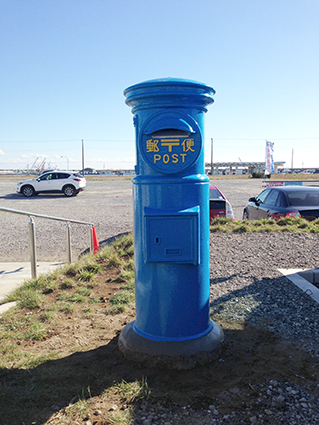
[119,78,224,368]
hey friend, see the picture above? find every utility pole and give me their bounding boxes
[82,139,85,175]
[211,138,213,176]
[291,148,294,170]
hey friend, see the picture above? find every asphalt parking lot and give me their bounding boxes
[208,178,264,219]
[0,177,267,262]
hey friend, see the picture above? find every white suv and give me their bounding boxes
[17,171,86,197]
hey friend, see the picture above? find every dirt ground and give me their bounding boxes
[1,267,319,425]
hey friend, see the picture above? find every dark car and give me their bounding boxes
[209,184,234,222]
[243,186,319,220]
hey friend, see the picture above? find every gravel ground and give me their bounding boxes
[129,233,319,425]
[133,379,319,425]
[207,232,319,424]
[209,232,319,358]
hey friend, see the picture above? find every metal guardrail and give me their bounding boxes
[0,206,95,279]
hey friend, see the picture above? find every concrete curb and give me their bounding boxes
[278,268,319,304]
[0,301,17,315]
[0,262,63,315]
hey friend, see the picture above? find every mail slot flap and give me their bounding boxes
[144,116,195,136]
[144,206,200,216]
[144,206,200,264]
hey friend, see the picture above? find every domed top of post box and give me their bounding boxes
[124,78,215,114]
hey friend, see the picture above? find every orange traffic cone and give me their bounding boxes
[91,226,100,254]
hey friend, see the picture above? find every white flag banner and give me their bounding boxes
[265,140,274,173]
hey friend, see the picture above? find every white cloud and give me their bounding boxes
[21,153,47,159]
[54,155,77,163]
[90,156,135,164]
[0,149,5,155]
[0,158,24,164]
[86,156,135,170]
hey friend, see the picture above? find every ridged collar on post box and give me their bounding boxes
[124,78,215,113]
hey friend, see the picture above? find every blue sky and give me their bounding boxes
[1,0,318,171]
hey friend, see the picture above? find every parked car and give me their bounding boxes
[243,186,319,220]
[209,184,234,221]
[17,171,86,197]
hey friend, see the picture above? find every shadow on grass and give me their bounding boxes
[1,275,319,425]
[0,336,129,425]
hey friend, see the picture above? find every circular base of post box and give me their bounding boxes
[118,320,224,370]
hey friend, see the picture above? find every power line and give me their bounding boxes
[1,137,318,145]
[0,139,134,143]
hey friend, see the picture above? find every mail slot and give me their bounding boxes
[145,206,199,264]
[119,78,224,368]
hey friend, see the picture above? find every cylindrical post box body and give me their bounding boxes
[119,78,223,366]
[133,175,210,341]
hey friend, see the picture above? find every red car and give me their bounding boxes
[209,184,234,222]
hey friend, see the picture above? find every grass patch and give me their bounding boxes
[78,270,95,281]
[112,378,151,403]
[210,217,319,233]
[20,351,61,368]
[88,296,103,304]
[60,277,76,289]
[54,300,76,313]
[24,322,47,340]
[105,304,126,315]
[57,292,86,303]
[17,288,44,309]
[0,232,135,351]
[0,233,136,423]
[110,291,134,306]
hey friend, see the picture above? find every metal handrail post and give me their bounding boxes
[66,222,72,263]
[29,217,37,279]
[0,206,96,277]
[90,226,93,253]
